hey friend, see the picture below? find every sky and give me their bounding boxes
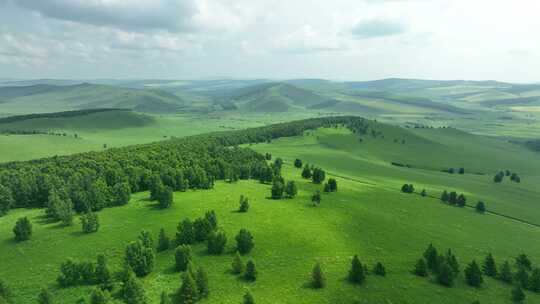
[0,0,539,82]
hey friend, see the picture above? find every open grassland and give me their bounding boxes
[1,124,540,303]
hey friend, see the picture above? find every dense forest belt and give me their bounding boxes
[0,116,370,216]
[0,108,129,124]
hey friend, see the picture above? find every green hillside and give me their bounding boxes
[0,83,186,115]
[0,117,539,303]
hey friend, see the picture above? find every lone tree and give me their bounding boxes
[294,159,303,168]
[157,228,170,252]
[245,260,257,282]
[348,255,366,284]
[284,181,298,198]
[499,261,513,284]
[175,245,192,272]
[13,217,32,241]
[311,263,325,289]
[464,260,483,287]
[373,262,386,276]
[311,191,321,207]
[81,212,99,233]
[401,184,414,194]
[482,253,498,277]
[177,272,198,304]
[238,195,250,212]
[511,285,525,303]
[231,251,244,275]
[243,291,255,304]
[271,180,284,199]
[421,189,427,197]
[476,201,486,213]
[236,229,254,255]
[414,258,428,277]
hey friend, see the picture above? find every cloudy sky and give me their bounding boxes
[0,0,539,82]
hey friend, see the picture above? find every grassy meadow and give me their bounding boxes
[1,126,540,303]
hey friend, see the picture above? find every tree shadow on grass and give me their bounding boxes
[33,214,57,225]
[163,265,179,275]
[2,237,17,246]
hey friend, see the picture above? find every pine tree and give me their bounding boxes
[500,261,513,284]
[176,219,195,245]
[482,253,498,277]
[158,228,170,252]
[464,260,483,287]
[195,267,209,298]
[423,244,439,272]
[0,185,14,216]
[207,230,227,254]
[13,217,32,241]
[81,212,99,233]
[205,210,218,230]
[311,191,321,207]
[529,268,540,292]
[514,267,529,288]
[122,268,146,304]
[515,254,532,271]
[414,258,428,277]
[446,250,460,276]
[284,181,298,198]
[244,260,257,282]
[328,178,338,192]
[436,262,454,287]
[238,195,249,212]
[457,194,467,207]
[235,229,254,255]
[348,255,365,284]
[476,201,486,213]
[243,291,255,304]
[175,245,192,272]
[294,159,303,168]
[311,263,325,289]
[193,217,212,242]
[125,241,154,277]
[37,288,53,304]
[373,262,386,276]
[89,288,109,304]
[157,186,173,209]
[138,230,154,249]
[111,182,131,206]
[231,251,244,275]
[95,254,112,290]
[511,285,525,303]
[178,272,199,304]
[271,180,284,199]
[160,291,171,304]
[441,190,449,203]
[301,165,312,179]
[421,189,427,197]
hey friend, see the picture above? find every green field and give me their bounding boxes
[1,123,540,303]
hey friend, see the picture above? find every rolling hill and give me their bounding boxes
[0,83,187,115]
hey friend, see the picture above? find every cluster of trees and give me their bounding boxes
[175,211,218,248]
[231,252,257,282]
[125,230,156,277]
[414,244,461,287]
[13,217,32,242]
[442,168,465,174]
[440,190,467,207]
[323,178,337,193]
[270,178,297,199]
[494,170,521,183]
[57,254,112,289]
[311,255,386,290]
[301,165,326,184]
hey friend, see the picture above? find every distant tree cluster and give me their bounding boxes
[323,178,338,193]
[494,170,521,183]
[57,254,111,288]
[442,167,465,175]
[401,184,415,194]
[440,190,467,207]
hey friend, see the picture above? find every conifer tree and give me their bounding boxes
[157,186,173,209]
[178,272,198,304]
[476,201,486,213]
[158,228,170,252]
[441,190,449,203]
[511,285,525,303]
[175,245,192,272]
[138,230,154,249]
[243,291,255,304]
[160,291,171,304]
[348,255,366,284]
[232,251,244,275]
[328,178,337,192]
[464,260,483,287]
[244,260,257,282]
[373,262,386,276]
[0,185,14,216]
[482,253,498,277]
[205,210,218,230]
[414,258,428,277]
[238,195,250,212]
[193,217,212,242]
[436,262,454,287]
[195,267,209,298]
[125,241,154,277]
[284,181,298,198]
[294,159,303,168]
[176,219,195,245]
[500,261,513,284]
[514,267,529,288]
[13,217,32,241]
[311,191,321,207]
[515,254,532,270]
[81,212,99,233]
[271,180,284,199]
[235,229,254,255]
[311,263,325,289]
[207,230,227,254]
[37,288,53,304]
[95,254,112,290]
[446,250,460,276]
[0,279,12,303]
[301,165,312,179]
[423,244,439,272]
[529,268,540,292]
[421,189,427,197]
[89,288,109,304]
